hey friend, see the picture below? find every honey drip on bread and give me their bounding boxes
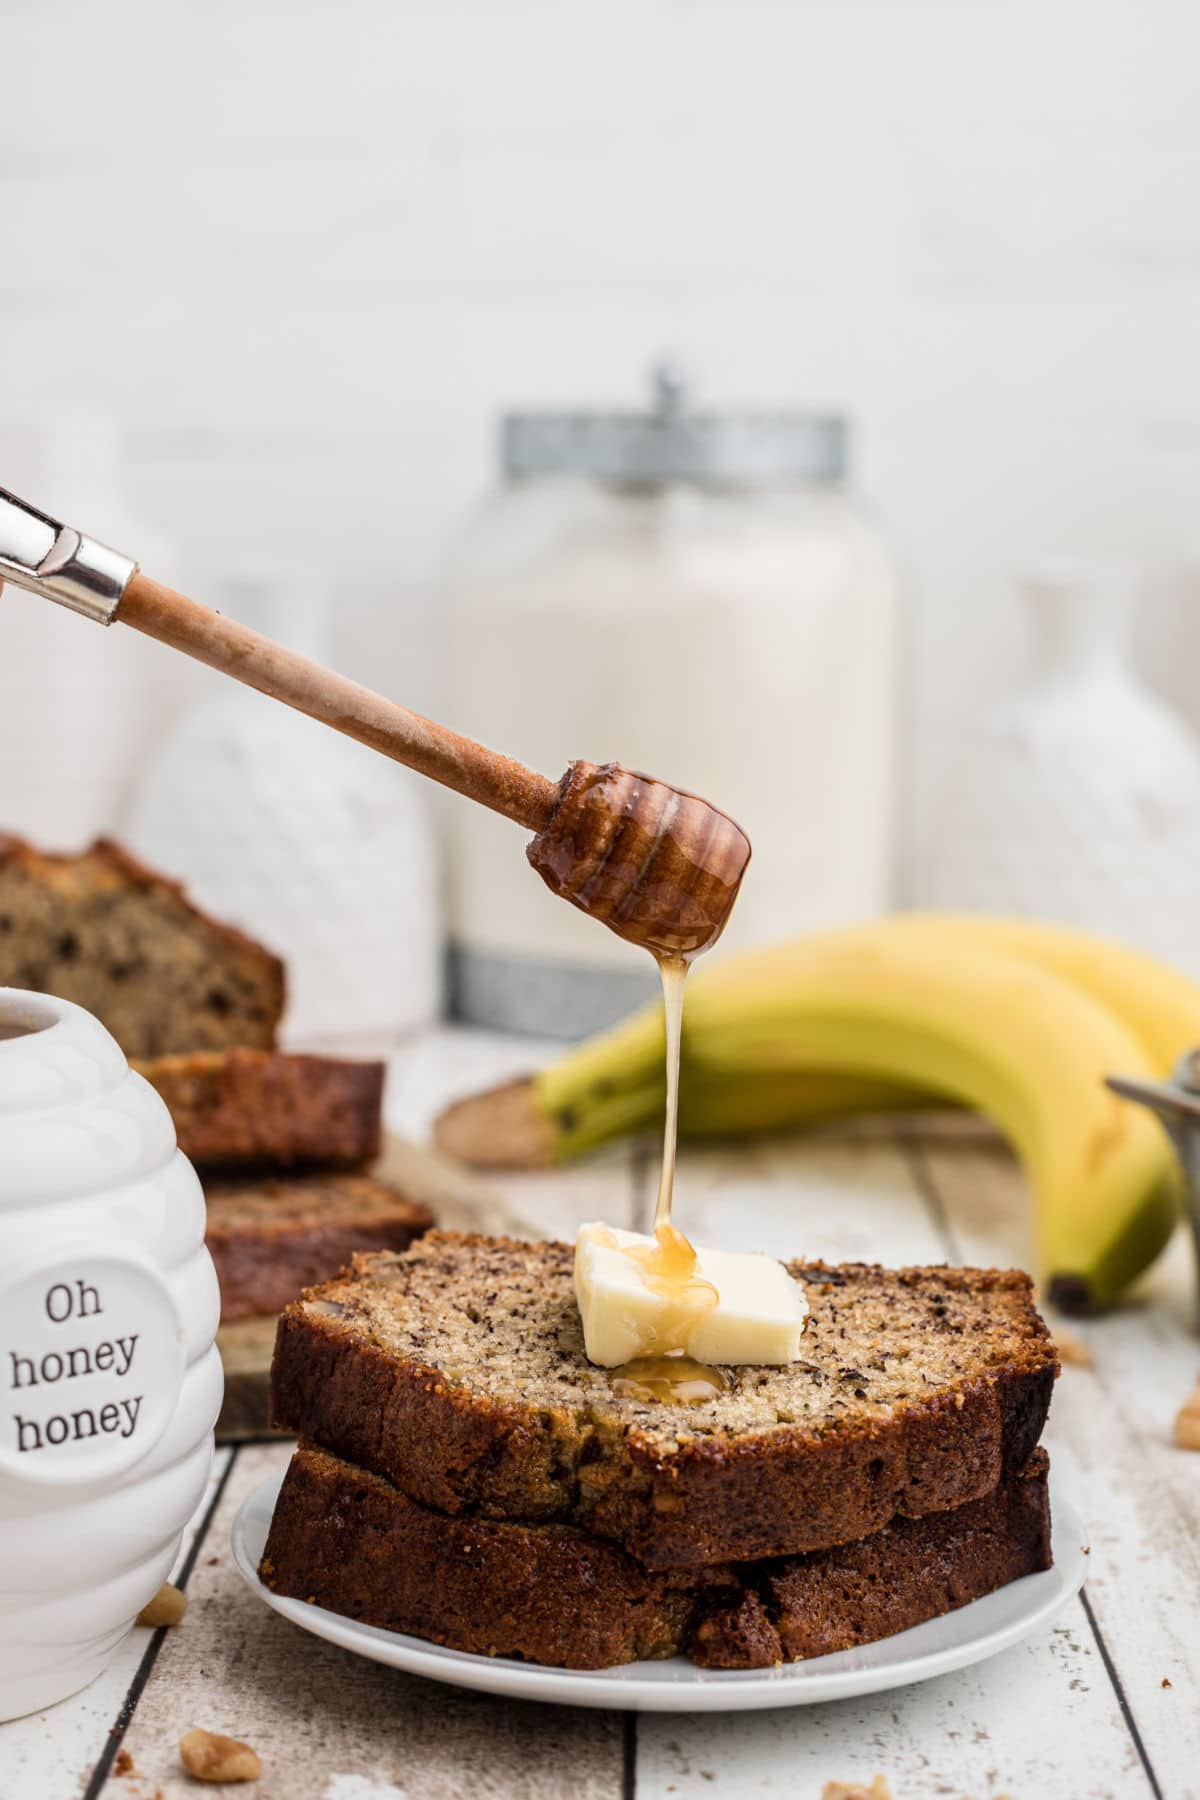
[609,954,729,1404]
[611,1353,727,1404]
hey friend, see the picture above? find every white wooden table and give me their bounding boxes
[4,1028,1199,1800]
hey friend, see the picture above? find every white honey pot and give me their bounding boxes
[0,988,221,1720]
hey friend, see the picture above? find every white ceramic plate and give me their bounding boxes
[232,1468,1087,1713]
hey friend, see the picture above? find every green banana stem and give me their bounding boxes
[535,997,939,1160]
[553,1079,665,1160]
[535,1003,663,1117]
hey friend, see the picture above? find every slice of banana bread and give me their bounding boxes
[138,1049,384,1169]
[269,1232,1058,1569]
[0,835,284,1057]
[206,1173,433,1323]
[259,1442,1052,1670]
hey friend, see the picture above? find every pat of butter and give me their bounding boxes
[574,1223,808,1369]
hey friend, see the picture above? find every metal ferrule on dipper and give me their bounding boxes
[0,486,136,622]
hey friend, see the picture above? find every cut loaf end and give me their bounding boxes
[137,1048,384,1169]
[0,835,285,1057]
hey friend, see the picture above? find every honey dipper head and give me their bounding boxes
[526,762,751,960]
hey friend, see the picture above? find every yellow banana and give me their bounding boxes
[885,915,1200,1075]
[538,916,1200,1155]
[678,917,1200,1086]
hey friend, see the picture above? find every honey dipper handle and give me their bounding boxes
[116,570,559,832]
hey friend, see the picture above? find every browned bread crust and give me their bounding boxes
[259,1443,1052,1670]
[0,835,284,1057]
[206,1173,433,1323]
[137,1049,384,1169]
[269,1232,1058,1569]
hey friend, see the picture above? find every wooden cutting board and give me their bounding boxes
[214,1133,540,1440]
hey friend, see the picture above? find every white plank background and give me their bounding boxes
[5,0,1200,884]
[0,1027,1196,1798]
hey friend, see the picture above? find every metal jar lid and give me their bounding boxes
[502,363,847,488]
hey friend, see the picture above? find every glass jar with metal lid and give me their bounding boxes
[442,365,901,1037]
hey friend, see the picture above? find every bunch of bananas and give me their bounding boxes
[510,918,1200,1311]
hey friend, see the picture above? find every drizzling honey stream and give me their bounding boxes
[609,954,730,1404]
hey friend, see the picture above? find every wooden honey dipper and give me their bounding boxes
[0,485,750,958]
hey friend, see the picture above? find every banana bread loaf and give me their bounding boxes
[259,1442,1052,1670]
[206,1173,432,1323]
[138,1049,384,1169]
[0,835,284,1057]
[269,1232,1058,1568]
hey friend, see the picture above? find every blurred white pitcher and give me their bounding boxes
[922,559,1200,979]
[125,557,441,1042]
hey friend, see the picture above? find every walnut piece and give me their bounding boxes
[179,1729,261,1783]
[821,1779,893,1800]
[1174,1382,1200,1450]
[136,1583,188,1628]
[1051,1325,1093,1368]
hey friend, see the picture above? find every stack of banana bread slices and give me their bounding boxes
[140,1050,432,1324]
[0,834,431,1325]
[261,1232,1059,1670]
